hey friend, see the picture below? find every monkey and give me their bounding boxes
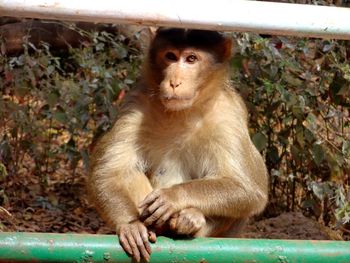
[89,28,268,262]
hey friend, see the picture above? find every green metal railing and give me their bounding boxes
[0,232,349,262]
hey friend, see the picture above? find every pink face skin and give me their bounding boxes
[157,47,215,111]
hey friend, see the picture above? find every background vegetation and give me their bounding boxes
[0,1,349,239]
[231,34,350,231]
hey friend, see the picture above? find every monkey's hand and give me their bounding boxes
[139,189,179,228]
[118,220,156,262]
[169,207,206,236]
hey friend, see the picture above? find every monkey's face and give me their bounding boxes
[156,47,214,111]
[148,28,232,112]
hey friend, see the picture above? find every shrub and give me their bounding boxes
[0,24,349,237]
[231,33,349,229]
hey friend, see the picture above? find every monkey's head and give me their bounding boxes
[146,28,232,111]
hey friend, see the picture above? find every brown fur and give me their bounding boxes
[89,28,268,262]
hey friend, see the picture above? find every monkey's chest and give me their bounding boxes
[140,119,215,189]
[142,137,207,189]
[146,151,193,189]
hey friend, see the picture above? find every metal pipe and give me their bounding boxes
[0,232,349,262]
[0,0,350,40]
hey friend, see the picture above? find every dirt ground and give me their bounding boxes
[0,169,343,241]
[243,212,343,240]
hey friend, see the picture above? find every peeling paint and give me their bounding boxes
[277,255,288,263]
[79,249,95,263]
[47,239,55,252]
[103,252,111,261]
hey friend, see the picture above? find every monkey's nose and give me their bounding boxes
[170,80,182,89]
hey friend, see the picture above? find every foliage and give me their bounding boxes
[231,33,349,230]
[0,27,142,183]
[0,24,349,237]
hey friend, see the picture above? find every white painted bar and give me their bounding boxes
[0,0,350,39]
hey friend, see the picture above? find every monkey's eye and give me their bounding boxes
[186,54,198,63]
[165,52,178,61]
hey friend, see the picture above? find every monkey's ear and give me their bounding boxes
[139,27,158,51]
[149,27,158,39]
[222,37,233,61]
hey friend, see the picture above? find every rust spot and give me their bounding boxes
[103,252,111,261]
[47,239,54,252]
[38,2,61,8]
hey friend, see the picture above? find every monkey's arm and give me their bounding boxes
[140,176,265,225]
[170,176,266,217]
[140,139,268,226]
[89,118,150,227]
[90,168,148,227]
[89,109,154,262]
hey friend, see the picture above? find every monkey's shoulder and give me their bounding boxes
[208,87,248,124]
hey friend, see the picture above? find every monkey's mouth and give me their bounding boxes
[162,95,193,101]
[160,95,196,111]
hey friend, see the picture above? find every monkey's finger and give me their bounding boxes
[174,217,186,234]
[176,216,193,234]
[139,206,153,220]
[145,198,164,215]
[139,206,154,219]
[142,205,163,225]
[148,230,157,243]
[177,224,193,235]
[125,233,141,262]
[119,233,133,256]
[138,224,152,255]
[131,229,150,262]
[143,206,167,226]
[155,210,173,227]
[139,191,160,208]
[169,213,179,230]
[169,217,178,230]
[178,226,192,235]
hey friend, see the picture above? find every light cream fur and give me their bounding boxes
[89,32,268,236]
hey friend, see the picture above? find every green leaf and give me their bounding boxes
[295,127,305,147]
[310,182,327,201]
[252,132,267,151]
[124,79,134,85]
[53,107,68,124]
[304,128,315,143]
[0,163,8,181]
[312,143,325,166]
[304,113,318,131]
[267,146,280,164]
[47,92,59,108]
[291,145,301,162]
[80,149,90,170]
[46,65,55,75]
[115,46,128,59]
[95,42,105,51]
[53,112,67,123]
[15,86,30,97]
[329,71,350,107]
[342,141,350,159]
[283,73,303,87]
[230,55,243,69]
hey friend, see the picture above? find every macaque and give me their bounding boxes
[89,28,268,262]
